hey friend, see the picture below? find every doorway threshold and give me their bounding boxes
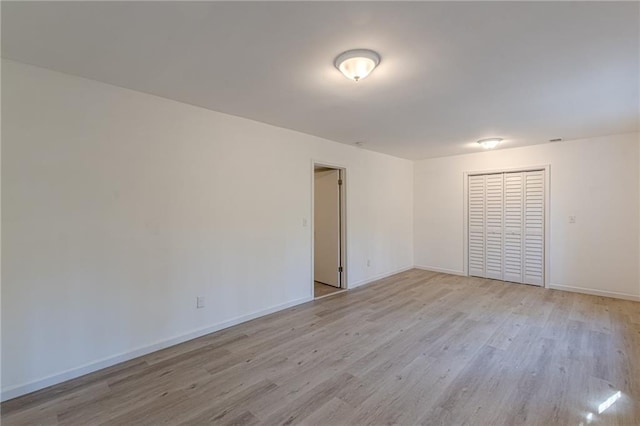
[314,281,346,299]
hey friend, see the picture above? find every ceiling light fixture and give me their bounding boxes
[477,137,503,149]
[335,49,381,82]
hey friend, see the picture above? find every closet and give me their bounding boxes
[468,170,544,286]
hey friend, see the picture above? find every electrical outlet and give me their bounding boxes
[367,259,371,267]
[196,296,205,309]
[302,218,308,227]
[569,216,576,224]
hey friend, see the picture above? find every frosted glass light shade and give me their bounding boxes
[477,138,503,149]
[335,49,381,82]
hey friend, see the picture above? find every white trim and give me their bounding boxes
[349,265,414,289]
[465,164,552,176]
[414,265,466,276]
[462,164,550,288]
[1,295,313,402]
[548,283,640,302]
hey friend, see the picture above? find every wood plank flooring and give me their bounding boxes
[2,269,639,425]
[314,281,342,298]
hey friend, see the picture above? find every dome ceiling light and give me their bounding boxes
[334,49,381,82]
[477,138,503,149]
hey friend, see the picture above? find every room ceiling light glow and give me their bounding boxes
[477,138,503,149]
[334,49,381,82]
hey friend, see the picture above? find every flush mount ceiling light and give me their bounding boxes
[335,49,381,82]
[477,138,503,149]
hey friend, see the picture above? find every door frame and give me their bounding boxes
[311,160,347,296]
[462,164,550,288]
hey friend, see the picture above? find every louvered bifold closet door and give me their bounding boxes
[503,173,524,283]
[523,171,544,285]
[468,175,486,278]
[484,174,504,280]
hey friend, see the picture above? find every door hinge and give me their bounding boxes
[338,179,343,186]
[338,266,343,273]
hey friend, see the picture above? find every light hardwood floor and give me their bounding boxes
[314,281,342,298]
[2,269,639,425]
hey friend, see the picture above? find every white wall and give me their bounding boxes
[1,60,414,399]
[414,133,640,300]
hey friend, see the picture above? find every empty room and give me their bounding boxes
[1,1,639,425]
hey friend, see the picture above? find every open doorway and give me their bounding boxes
[313,164,346,299]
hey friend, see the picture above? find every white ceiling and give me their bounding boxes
[3,1,638,160]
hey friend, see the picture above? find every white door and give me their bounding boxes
[503,172,524,283]
[468,175,486,278]
[468,170,544,286]
[314,169,341,287]
[485,174,504,280]
[523,171,544,286]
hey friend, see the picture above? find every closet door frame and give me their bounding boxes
[462,165,550,288]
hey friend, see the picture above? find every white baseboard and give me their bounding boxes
[548,283,640,302]
[349,265,414,289]
[1,295,313,402]
[413,265,466,276]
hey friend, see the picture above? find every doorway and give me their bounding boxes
[313,164,346,299]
